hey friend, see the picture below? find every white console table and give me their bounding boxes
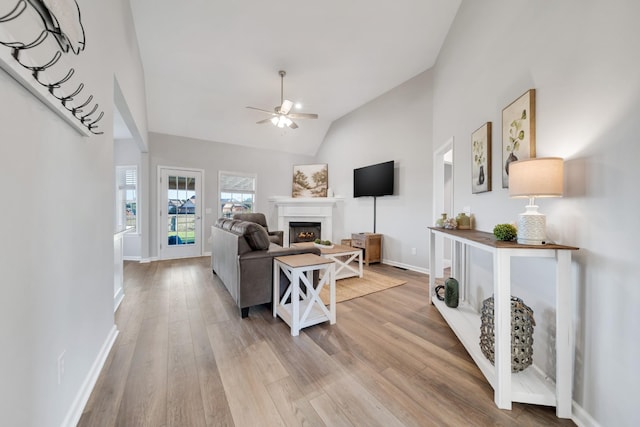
[428,227,578,418]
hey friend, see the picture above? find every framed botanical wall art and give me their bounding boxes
[472,122,492,194]
[502,89,536,188]
[0,0,104,135]
[292,164,328,198]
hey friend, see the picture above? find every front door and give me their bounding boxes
[159,167,203,259]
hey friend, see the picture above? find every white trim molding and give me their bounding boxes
[270,197,343,246]
[61,325,118,427]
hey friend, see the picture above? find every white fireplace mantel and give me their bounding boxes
[269,197,343,246]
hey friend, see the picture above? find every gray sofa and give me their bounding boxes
[211,218,320,318]
[232,212,284,246]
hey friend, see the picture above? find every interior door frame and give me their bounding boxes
[432,137,454,278]
[157,165,205,260]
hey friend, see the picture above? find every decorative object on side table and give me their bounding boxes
[509,157,564,245]
[435,213,447,228]
[434,277,458,307]
[493,223,517,241]
[443,217,457,230]
[444,277,459,308]
[472,122,492,193]
[456,212,471,229]
[313,238,333,249]
[502,89,536,188]
[480,295,535,372]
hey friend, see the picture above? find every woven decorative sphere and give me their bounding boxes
[479,296,535,373]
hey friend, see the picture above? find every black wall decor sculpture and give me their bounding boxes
[0,0,104,135]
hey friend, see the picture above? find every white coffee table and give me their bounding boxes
[292,242,363,280]
[273,253,336,336]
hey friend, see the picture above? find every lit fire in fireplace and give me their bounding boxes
[289,221,321,244]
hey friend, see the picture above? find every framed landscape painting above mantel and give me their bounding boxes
[292,164,328,198]
[502,89,536,188]
[472,122,492,194]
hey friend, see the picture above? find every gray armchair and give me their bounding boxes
[233,213,284,246]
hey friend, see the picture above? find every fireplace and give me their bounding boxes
[271,196,340,246]
[289,222,321,244]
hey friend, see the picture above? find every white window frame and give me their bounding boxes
[115,165,138,232]
[218,171,257,218]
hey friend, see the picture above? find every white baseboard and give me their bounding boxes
[382,259,428,275]
[114,289,124,312]
[572,401,601,427]
[61,325,119,427]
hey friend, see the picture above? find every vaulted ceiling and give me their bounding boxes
[129,0,461,155]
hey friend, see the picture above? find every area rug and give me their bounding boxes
[319,270,407,304]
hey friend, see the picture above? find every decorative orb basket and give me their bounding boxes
[479,296,535,373]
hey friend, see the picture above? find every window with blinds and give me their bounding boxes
[219,171,256,218]
[116,166,138,231]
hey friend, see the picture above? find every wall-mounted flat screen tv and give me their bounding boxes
[353,160,394,197]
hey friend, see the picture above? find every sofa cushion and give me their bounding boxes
[233,213,269,229]
[231,221,271,250]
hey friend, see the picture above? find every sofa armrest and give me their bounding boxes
[238,244,320,261]
[267,244,321,257]
[268,230,284,246]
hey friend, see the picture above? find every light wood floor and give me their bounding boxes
[79,257,575,427]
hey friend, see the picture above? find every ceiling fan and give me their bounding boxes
[246,70,318,129]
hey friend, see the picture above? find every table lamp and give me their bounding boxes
[508,157,564,245]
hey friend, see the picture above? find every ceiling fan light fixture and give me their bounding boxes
[274,115,289,128]
[247,70,318,130]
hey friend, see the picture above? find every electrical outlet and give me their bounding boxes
[57,351,65,385]
[463,206,471,215]
[411,247,417,255]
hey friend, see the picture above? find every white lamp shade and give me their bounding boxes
[509,157,564,198]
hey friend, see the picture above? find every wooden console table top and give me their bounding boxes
[428,227,579,251]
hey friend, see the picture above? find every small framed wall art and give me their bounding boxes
[292,164,328,198]
[472,122,492,194]
[502,89,536,188]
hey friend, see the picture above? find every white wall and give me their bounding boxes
[315,70,434,272]
[0,0,147,425]
[432,1,640,426]
[147,132,315,259]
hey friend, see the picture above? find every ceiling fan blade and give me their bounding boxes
[256,118,273,124]
[246,106,275,115]
[287,112,318,119]
[280,99,293,115]
[288,120,298,129]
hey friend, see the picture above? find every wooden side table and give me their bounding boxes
[273,254,336,336]
[292,242,363,280]
[351,233,382,265]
